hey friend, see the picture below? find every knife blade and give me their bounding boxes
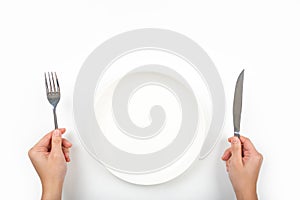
[233,69,244,138]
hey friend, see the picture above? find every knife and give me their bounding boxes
[233,69,244,138]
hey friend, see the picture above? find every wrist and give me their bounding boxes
[235,188,258,200]
[41,181,63,200]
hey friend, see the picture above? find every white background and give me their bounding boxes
[1,0,300,199]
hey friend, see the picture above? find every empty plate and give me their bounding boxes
[73,28,225,185]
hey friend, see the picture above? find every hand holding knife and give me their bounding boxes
[224,70,263,199]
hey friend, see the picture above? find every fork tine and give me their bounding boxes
[51,72,56,92]
[55,72,60,93]
[44,72,49,93]
[48,72,53,92]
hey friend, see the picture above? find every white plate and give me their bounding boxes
[73,29,225,185]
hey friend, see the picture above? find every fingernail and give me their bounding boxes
[54,129,61,136]
[232,137,238,144]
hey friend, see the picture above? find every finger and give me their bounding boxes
[228,136,238,143]
[62,139,72,162]
[239,136,256,152]
[64,152,71,162]
[62,138,72,148]
[62,146,70,153]
[51,129,63,155]
[34,128,66,148]
[230,136,243,165]
[65,152,71,162]
[228,136,234,143]
[66,157,71,162]
[222,147,232,161]
[63,147,71,162]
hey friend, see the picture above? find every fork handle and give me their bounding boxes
[53,108,58,129]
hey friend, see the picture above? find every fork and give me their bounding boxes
[44,72,61,129]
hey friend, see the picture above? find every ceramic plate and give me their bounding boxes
[73,29,225,185]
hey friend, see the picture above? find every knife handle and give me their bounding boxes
[234,132,244,157]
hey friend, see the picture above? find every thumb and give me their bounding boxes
[230,136,243,164]
[51,129,63,154]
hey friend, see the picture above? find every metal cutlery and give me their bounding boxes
[45,72,61,129]
[233,69,244,138]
